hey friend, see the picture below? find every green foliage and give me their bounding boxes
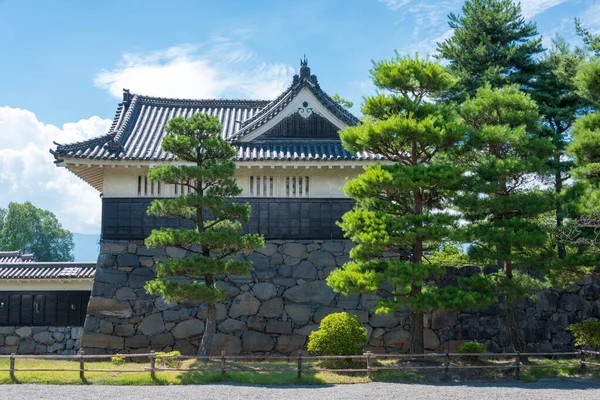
[307,312,367,357]
[568,319,600,350]
[155,351,182,369]
[459,341,486,361]
[0,202,74,261]
[331,93,354,109]
[437,0,543,102]
[575,18,600,56]
[110,356,126,365]
[574,58,600,105]
[143,113,264,356]
[458,85,554,267]
[329,54,495,354]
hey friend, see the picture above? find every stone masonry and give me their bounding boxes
[81,239,600,355]
[0,326,83,355]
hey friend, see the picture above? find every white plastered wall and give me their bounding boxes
[101,165,364,199]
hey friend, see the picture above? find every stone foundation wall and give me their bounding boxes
[82,239,600,355]
[0,326,82,355]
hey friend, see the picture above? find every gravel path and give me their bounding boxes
[1,380,599,400]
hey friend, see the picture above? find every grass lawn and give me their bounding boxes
[0,357,595,385]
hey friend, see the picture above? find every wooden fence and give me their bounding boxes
[0,350,598,382]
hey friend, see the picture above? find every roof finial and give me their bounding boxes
[300,54,311,79]
[301,54,308,67]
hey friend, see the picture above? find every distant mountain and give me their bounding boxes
[73,233,100,262]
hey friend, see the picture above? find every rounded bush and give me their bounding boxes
[307,312,368,356]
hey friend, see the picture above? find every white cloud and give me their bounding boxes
[378,0,412,11]
[0,107,110,234]
[518,0,569,19]
[94,37,295,100]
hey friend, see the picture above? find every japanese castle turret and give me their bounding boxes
[51,59,384,356]
[50,59,600,356]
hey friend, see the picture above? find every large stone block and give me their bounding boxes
[431,310,458,330]
[125,335,150,349]
[229,292,261,318]
[216,281,240,298]
[256,243,278,257]
[259,298,284,318]
[210,334,242,356]
[88,297,133,319]
[172,319,205,339]
[336,294,360,310]
[33,332,55,346]
[265,320,293,335]
[282,243,308,259]
[151,332,175,347]
[218,319,247,334]
[117,253,139,268]
[18,338,36,353]
[163,308,191,322]
[165,247,187,258]
[285,304,312,326]
[139,313,165,336]
[115,287,137,301]
[242,331,274,352]
[424,329,439,350]
[252,282,277,301]
[383,329,410,351]
[247,252,270,270]
[320,241,345,253]
[291,261,317,280]
[283,281,335,305]
[247,315,267,331]
[95,268,128,285]
[83,333,125,350]
[15,327,31,338]
[276,335,306,353]
[313,307,343,324]
[129,267,155,288]
[115,324,135,337]
[92,282,117,297]
[101,242,129,255]
[307,251,335,267]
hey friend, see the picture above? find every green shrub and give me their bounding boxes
[111,355,126,365]
[568,319,600,350]
[458,341,487,362]
[155,351,182,369]
[308,312,367,356]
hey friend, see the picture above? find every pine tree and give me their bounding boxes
[529,37,587,259]
[143,113,264,356]
[457,85,555,353]
[569,57,600,213]
[327,55,494,354]
[437,0,543,102]
[575,18,600,56]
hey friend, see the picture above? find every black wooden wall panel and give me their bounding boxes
[0,292,89,327]
[102,198,354,240]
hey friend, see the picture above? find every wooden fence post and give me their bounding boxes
[365,352,372,380]
[221,350,226,378]
[9,353,15,381]
[514,352,520,381]
[150,351,156,379]
[580,350,586,374]
[444,352,450,382]
[297,350,303,380]
[79,350,85,381]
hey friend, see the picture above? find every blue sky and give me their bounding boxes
[0,0,599,259]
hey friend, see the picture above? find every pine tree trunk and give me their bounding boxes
[409,310,424,354]
[504,299,527,354]
[197,302,216,357]
[555,156,566,259]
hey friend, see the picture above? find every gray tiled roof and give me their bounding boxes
[52,96,269,161]
[0,251,35,263]
[236,141,383,161]
[0,262,96,279]
[51,61,366,163]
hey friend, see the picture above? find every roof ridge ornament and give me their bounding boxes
[300,54,311,79]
